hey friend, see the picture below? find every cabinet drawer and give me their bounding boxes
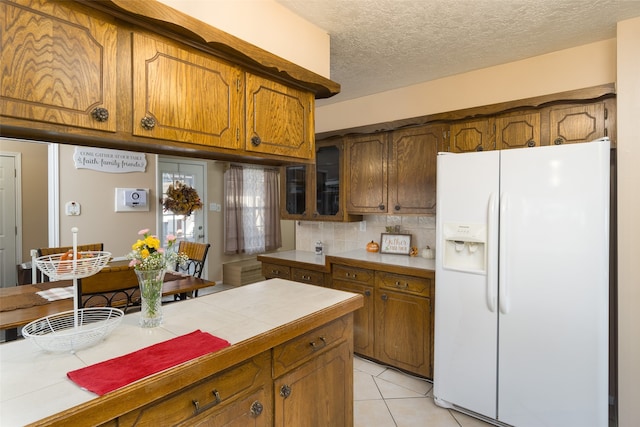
[292,268,325,286]
[118,352,270,426]
[273,316,351,378]
[262,262,291,279]
[376,271,431,297]
[332,264,374,285]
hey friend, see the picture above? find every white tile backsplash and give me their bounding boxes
[295,215,436,255]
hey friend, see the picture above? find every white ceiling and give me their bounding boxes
[276,0,640,106]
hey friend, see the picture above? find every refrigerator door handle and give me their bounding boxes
[499,192,511,314]
[486,192,498,312]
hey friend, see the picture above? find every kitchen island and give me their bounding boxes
[0,279,363,426]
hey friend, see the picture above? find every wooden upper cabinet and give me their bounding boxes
[495,111,541,149]
[1,0,117,132]
[548,102,608,145]
[132,33,242,148]
[245,73,315,160]
[389,125,443,214]
[345,133,389,213]
[449,118,493,152]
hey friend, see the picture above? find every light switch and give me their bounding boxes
[65,201,81,216]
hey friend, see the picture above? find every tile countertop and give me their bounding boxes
[0,279,361,426]
[261,249,435,271]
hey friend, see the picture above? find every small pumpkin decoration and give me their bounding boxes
[366,240,380,253]
[410,246,419,257]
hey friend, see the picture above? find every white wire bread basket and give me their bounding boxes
[34,251,112,281]
[22,307,124,352]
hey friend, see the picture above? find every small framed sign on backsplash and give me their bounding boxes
[380,233,412,255]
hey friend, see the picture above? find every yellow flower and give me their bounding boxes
[140,248,150,258]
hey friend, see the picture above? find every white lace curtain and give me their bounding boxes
[224,164,282,255]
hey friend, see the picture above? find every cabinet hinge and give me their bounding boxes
[236,128,240,141]
[604,108,608,120]
[236,78,241,92]
[604,128,608,137]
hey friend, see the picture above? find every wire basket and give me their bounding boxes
[22,307,124,352]
[34,251,112,281]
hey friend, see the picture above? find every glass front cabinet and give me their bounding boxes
[281,138,362,222]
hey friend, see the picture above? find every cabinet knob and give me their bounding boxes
[476,145,484,152]
[140,116,156,130]
[364,289,371,297]
[394,205,401,211]
[395,281,409,289]
[309,336,327,351]
[250,400,264,417]
[527,140,536,147]
[381,294,388,301]
[378,204,385,210]
[251,136,262,146]
[91,107,109,122]
[280,384,292,398]
[554,137,564,145]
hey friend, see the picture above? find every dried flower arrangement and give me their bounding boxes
[161,181,203,217]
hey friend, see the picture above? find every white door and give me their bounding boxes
[434,150,500,418]
[498,142,609,426]
[157,159,206,246]
[0,154,18,287]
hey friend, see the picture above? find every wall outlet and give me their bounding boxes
[359,221,366,231]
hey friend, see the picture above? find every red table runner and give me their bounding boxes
[67,330,230,395]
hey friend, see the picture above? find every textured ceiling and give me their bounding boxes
[276,0,640,106]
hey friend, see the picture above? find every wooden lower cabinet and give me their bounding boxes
[333,279,375,357]
[259,256,329,287]
[274,340,353,427]
[330,261,434,379]
[374,288,432,377]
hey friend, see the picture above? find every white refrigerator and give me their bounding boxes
[433,139,610,427]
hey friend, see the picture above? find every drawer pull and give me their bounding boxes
[346,272,357,279]
[280,384,292,399]
[302,275,310,280]
[395,281,409,289]
[309,336,327,351]
[250,400,264,417]
[192,389,222,414]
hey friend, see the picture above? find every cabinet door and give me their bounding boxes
[449,118,493,152]
[1,0,117,132]
[274,340,353,427]
[389,125,443,214]
[345,133,389,213]
[548,102,607,145]
[495,111,541,149]
[246,73,314,160]
[375,289,432,377]
[333,280,374,358]
[281,164,312,219]
[132,33,242,148]
[315,142,342,217]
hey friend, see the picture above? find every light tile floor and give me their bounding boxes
[354,356,493,427]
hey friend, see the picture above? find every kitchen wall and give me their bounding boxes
[315,38,616,133]
[615,16,640,427]
[296,216,435,255]
[0,138,48,260]
[11,142,295,283]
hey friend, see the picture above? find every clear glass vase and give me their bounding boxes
[135,268,166,328]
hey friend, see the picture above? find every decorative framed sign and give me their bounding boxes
[380,233,412,255]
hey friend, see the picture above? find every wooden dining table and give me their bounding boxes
[0,274,217,334]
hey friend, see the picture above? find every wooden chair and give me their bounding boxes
[174,241,210,298]
[36,243,104,282]
[78,262,140,313]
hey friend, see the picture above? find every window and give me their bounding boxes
[224,164,281,255]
